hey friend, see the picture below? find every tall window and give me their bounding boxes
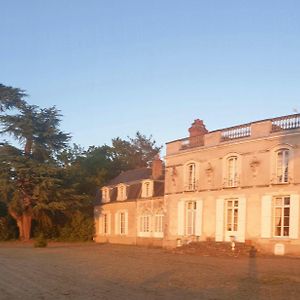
[187,163,196,190]
[142,181,153,198]
[227,156,238,187]
[276,149,289,183]
[140,215,150,233]
[226,199,239,232]
[273,196,290,237]
[103,213,108,234]
[119,212,126,234]
[154,214,164,233]
[185,201,196,235]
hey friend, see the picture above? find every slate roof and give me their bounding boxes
[107,167,152,185]
[96,167,164,204]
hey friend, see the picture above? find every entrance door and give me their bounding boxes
[225,199,239,241]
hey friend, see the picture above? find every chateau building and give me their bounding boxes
[95,113,300,255]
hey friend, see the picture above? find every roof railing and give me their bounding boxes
[221,123,251,141]
[271,114,300,132]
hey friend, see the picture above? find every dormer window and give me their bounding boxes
[142,180,153,198]
[117,184,127,201]
[102,187,110,203]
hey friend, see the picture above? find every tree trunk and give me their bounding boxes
[9,204,32,241]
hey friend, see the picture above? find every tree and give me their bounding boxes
[111,131,162,171]
[0,84,26,112]
[0,87,71,240]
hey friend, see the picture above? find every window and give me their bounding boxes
[117,184,127,201]
[154,214,164,233]
[140,215,150,233]
[102,187,110,203]
[185,201,196,235]
[103,213,108,234]
[99,212,110,235]
[227,156,238,187]
[273,196,290,237]
[226,199,239,232]
[119,212,126,234]
[187,163,196,191]
[142,180,153,198]
[276,149,289,183]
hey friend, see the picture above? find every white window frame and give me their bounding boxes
[153,213,164,238]
[276,149,289,184]
[139,214,151,237]
[101,187,110,203]
[184,161,198,191]
[185,201,197,236]
[141,180,153,198]
[99,211,111,235]
[117,184,127,201]
[115,210,128,235]
[273,196,290,238]
[223,153,241,188]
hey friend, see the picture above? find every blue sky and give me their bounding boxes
[1,0,300,153]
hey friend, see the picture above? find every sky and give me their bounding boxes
[1,0,300,154]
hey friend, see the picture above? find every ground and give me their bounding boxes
[1,242,300,300]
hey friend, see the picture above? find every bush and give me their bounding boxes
[59,212,94,242]
[0,216,18,241]
[34,234,48,248]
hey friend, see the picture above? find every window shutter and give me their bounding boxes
[115,213,119,235]
[125,211,129,235]
[290,194,299,239]
[237,197,246,242]
[195,200,203,236]
[215,198,224,241]
[107,213,111,235]
[261,195,272,238]
[177,201,185,236]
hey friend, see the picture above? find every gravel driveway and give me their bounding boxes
[0,243,300,299]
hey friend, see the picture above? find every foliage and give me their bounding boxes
[0,83,162,242]
[58,211,94,241]
[34,234,48,248]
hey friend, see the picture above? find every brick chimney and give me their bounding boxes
[188,119,208,147]
[152,155,163,180]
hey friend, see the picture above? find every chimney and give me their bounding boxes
[152,155,163,180]
[188,119,208,147]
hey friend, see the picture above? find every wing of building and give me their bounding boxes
[95,113,300,255]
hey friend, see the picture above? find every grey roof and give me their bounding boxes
[107,167,152,186]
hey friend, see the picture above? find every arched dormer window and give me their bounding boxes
[141,180,153,198]
[276,149,289,183]
[117,184,127,201]
[101,187,110,203]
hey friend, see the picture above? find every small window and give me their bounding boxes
[273,196,290,237]
[102,187,110,203]
[142,180,153,198]
[276,149,289,183]
[117,184,127,201]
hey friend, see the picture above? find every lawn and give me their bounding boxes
[0,242,300,299]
